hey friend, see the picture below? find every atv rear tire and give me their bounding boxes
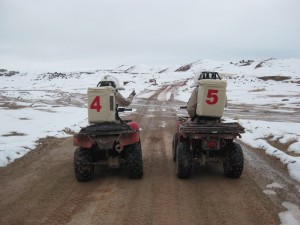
[172,133,178,162]
[223,142,244,178]
[176,142,192,179]
[74,147,94,182]
[126,142,143,179]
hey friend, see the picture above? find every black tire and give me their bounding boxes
[172,133,178,162]
[176,142,192,179]
[74,147,94,182]
[223,142,244,178]
[126,142,143,179]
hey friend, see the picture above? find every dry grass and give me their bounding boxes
[175,63,192,72]
[63,128,76,135]
[0,102,28,109]
[2,132,26,137]
[249,88,266,92]
[258,76,290,81]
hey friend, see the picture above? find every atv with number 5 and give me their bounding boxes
[73,86,143,182]
[173,116,245,179]
[172,72,245,179]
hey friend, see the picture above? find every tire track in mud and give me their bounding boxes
[119,96,205,225]
[121,103,162,225]
[39,183,97,225]
[117,99,181,225]
[138,97,194,225]
[137,102,177,224]
[0,138,100,225]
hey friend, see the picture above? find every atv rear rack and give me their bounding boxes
[179,122,245,137]
[74,122,137,149]
[79,123,135,136]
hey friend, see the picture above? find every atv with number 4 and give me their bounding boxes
[72,86,143,182]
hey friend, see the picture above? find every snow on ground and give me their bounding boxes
[1,58,300,223]
[1,58,299,167]
[0,106,87,166]
[279,202,300,225]
[240,120,300,183]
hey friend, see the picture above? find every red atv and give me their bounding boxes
[172,115,245,179]
[73,86,143,182]
[172,71,245,179]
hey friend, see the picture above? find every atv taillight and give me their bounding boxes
[207,140,218,148]
[202,138,220,150]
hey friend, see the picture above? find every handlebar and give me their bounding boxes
[117,107,132,112]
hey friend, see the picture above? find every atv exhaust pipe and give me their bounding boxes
[115,144,123,152]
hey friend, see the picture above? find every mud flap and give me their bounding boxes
[119,122,140,147]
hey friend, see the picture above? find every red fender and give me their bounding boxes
[127,122,139,131]
[119,122,140,147]
[73,134,93,148]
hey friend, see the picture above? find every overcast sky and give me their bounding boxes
[0,0,300,72]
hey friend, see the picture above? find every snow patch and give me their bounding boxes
[279,202,300,225]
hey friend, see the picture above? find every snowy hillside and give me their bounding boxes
[1,58,300,183]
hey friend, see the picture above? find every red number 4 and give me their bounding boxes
[90,96,102,112]
[206,89,218,105]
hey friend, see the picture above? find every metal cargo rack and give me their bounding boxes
[179,122,245,137]
[79,123,135,136]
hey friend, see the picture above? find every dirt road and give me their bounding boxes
[0,86,299,225]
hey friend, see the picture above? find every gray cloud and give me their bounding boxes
[0,0,299,71]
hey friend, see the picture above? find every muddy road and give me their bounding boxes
[0,87,299,225]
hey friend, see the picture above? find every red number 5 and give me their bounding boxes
[90,96,102,112]
[206,89,218,105]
